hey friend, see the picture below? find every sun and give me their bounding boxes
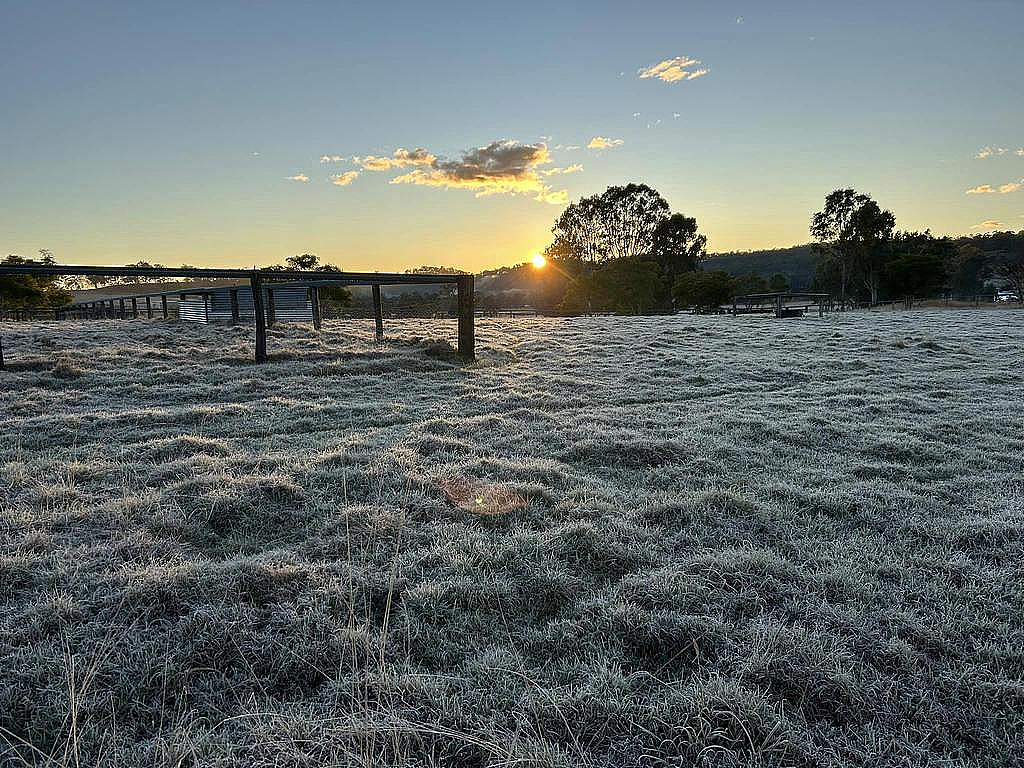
[531,253,547,269]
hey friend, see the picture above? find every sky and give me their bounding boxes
[2,0,1023,273]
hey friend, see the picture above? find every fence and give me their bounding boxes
[0,265,475,369]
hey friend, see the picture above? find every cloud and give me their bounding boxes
[541,164,584,176]
[638,56,709,83]
[976,146,1007,159]
[587,136,624,149]
[967,180,1023,194]
[389,140,568,204]
[285,174,310,182]
[976,146,1024,159]
[355,147,436,171]
[736,16,744,23]
[320,155,347,164]
[331,171,359,186]
[971,220,1002,230]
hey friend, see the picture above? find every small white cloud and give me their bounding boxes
[966,180,1023,194]
[587,136,624,149]
[320,155,347,164]
[1016,148,1024,157]
[286,174,310,182]
[331,171,359,186]
[673,112,681,118]
[736,15,744,23]
[971,220,1002,230]
[251,151,260,157]
[639,56,709,83]
[632,112,641,118]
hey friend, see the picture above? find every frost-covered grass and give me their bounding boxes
[1,312,1023,767]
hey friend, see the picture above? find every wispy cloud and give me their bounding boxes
[541,164,583,176]
[966,180,1023,194]
[355,148,436,171]
[331,171,359,186]
[971,220,1002,230]
[587,136,624,150]
[389,140,568,204]
[976,146,1024,159]
[285,173,310,182]
[976,146,1007,159]
[320,155,347,163]
[638,56,709,83]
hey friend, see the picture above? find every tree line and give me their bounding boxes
[506,184,1024,312]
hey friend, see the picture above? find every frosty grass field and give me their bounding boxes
[1,310,1023,767]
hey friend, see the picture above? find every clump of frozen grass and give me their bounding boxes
[1,310,1023,766]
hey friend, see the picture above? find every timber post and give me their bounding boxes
[372,284,384,341]
[310,287,322,330]
[456,274,475,360]
[251,272,267,363]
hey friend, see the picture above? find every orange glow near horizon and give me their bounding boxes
[531,253,547,269]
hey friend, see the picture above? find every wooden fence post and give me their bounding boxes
[266,288,276,327]
[162,295,169,319]
[372,284,384,340]
[146,296,153,319]
[311,287,322,330]
[251,273,267,363]
[0,333,4,370]
[230,289,240,325]
[456,274,475,360]
[131,297,138,318]
[118,299,125,319]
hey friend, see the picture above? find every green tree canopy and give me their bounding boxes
[1,252,72,307]
[674,270,735,312]
[811,188,894,305]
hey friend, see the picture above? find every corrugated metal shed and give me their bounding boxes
[178,286,312,324]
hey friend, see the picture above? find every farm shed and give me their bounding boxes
[177,286,313,324]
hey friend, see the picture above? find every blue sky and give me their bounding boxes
[2,0,1022,271]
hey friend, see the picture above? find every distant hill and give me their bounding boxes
[704,245,819,290]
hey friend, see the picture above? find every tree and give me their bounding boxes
[674,270,735,312]
[768,273,789,292]
[810,189,894,306]
[650,213,707,305]
[1,253,72,307]
[849,200,896,304]
[550,184,670,263]
[559,258,663,314]
[981,231,1024,302]
[272,253,352,306]
[947,244,989,296]
[732,272,768,296]
[885,231,950,299]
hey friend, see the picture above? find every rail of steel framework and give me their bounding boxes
[0,264,474,369]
